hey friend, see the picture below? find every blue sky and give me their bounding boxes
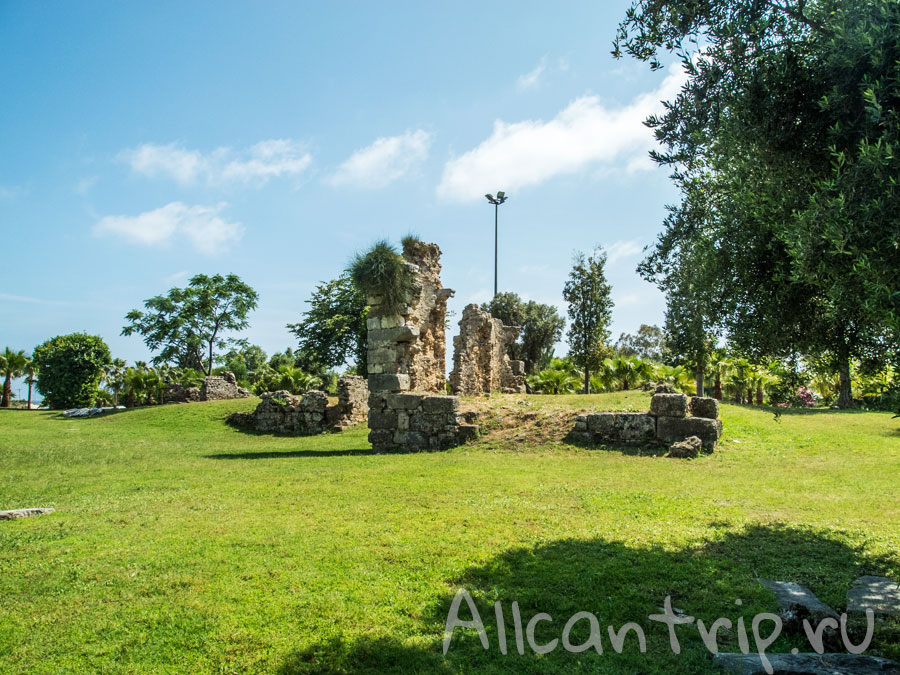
[0,1,683,394]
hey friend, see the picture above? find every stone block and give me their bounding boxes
[586,412,617,438]
[690,396,719,419]
[657,416,719,450]
[366,317,381,330]
[368,409,397,429]
[650,393,688,418]
[846,576,900,616]
[457,424,479,442]
[387,393,425,410]
[618,413,657,443]
[368,326,419,343]
[400,431,427,449]
[368,374,410,392]
[668,436,701,458]
[368,429,393,447]
[422,396,459,413]
[509,360,526,376]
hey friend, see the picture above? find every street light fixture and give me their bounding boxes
[485,191,508,298]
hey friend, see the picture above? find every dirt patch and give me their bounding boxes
[459,396,580,448]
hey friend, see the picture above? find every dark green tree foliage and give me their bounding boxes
[220,340,268,382]
[122,274,258,376]
[349,241,415,317]
[268,348,297,371]
[32,333,111,409]
[615,324,669,362]
[563,249,614,394]
[287,273,368,374]
[617,0,900,407]
[481,292,565,374]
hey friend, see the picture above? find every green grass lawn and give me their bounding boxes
[1,393,899,673]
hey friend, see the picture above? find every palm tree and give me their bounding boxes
[22,358,38,409]
[104,358,127,407]
[124,367,146,407]
[726,358,752,404]
[1,347,28,408]
[527,369,580,394]
[708,352,730,401]
[590,360,618,393]
[654,364,695,394]
[612,356,653,391]
[276,366,322,395]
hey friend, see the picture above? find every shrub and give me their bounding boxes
[32,333,111,409]
[349,241,416,316]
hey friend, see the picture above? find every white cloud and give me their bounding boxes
[516,58,547,91]
[437,63,686,202]
[605,239,644,264]
[93,202,243,255]
[121,139,311,186]
[164,270,191,285]
[328,130,431,189]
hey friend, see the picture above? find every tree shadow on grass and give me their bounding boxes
[205,449,372,459]
[279,524,899,674]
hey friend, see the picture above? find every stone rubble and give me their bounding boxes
[449,304,526,395]
[714,652,900,674]
[227,376,368,436]
[0,508,55,521]
[167,371,250,403]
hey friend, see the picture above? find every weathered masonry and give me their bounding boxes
[570,390,723,451]
[366,241,478,451]
[449,304,526,396]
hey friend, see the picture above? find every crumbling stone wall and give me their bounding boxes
[366,241,453,394]
[326,375,369,429]
[365,241,477,451]
[570,390,722,451]
[167,371,249,403]
[449,304,527,395]
[228,376,369,435]
[201,371,251,401]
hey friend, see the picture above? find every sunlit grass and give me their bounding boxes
[1,394,898,673]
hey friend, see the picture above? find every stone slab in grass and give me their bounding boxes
[847,576,900,616]
[690,396,720,419]
[714,653,900,674]
[0,508,55,521]
[758,579,840,620]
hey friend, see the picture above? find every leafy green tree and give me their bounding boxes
[563,248,614,394]
[32,334,111,409]
[615,324,668,363]
[268,348,296,371]
[221,340,268,383]
[288,273,368,374]
[1,347,28,408]
[481,292,565,374]
[123,274,258,376]
[617,0,900,408]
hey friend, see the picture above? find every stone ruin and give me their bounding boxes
[227,375,368,435]
[366,241,478,452]
[167,371,251,403]
[449,304,526,395]
[569,388,723,453]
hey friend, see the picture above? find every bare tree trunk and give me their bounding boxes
[27,382,33,409]
[836,355,853,408]
[746,387,754,405]
[714,374,722,400]
[756,383,763,405]
[695,362,705,398]
[1,374,10,407]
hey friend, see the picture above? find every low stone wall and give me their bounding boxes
[228,376,369,436]
[570,391,722,451]
[202,371,251,401]
[367,392,478,452]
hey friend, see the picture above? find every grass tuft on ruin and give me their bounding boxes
[349,240,417,316]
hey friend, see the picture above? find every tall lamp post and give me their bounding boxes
[484,191,507,298]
